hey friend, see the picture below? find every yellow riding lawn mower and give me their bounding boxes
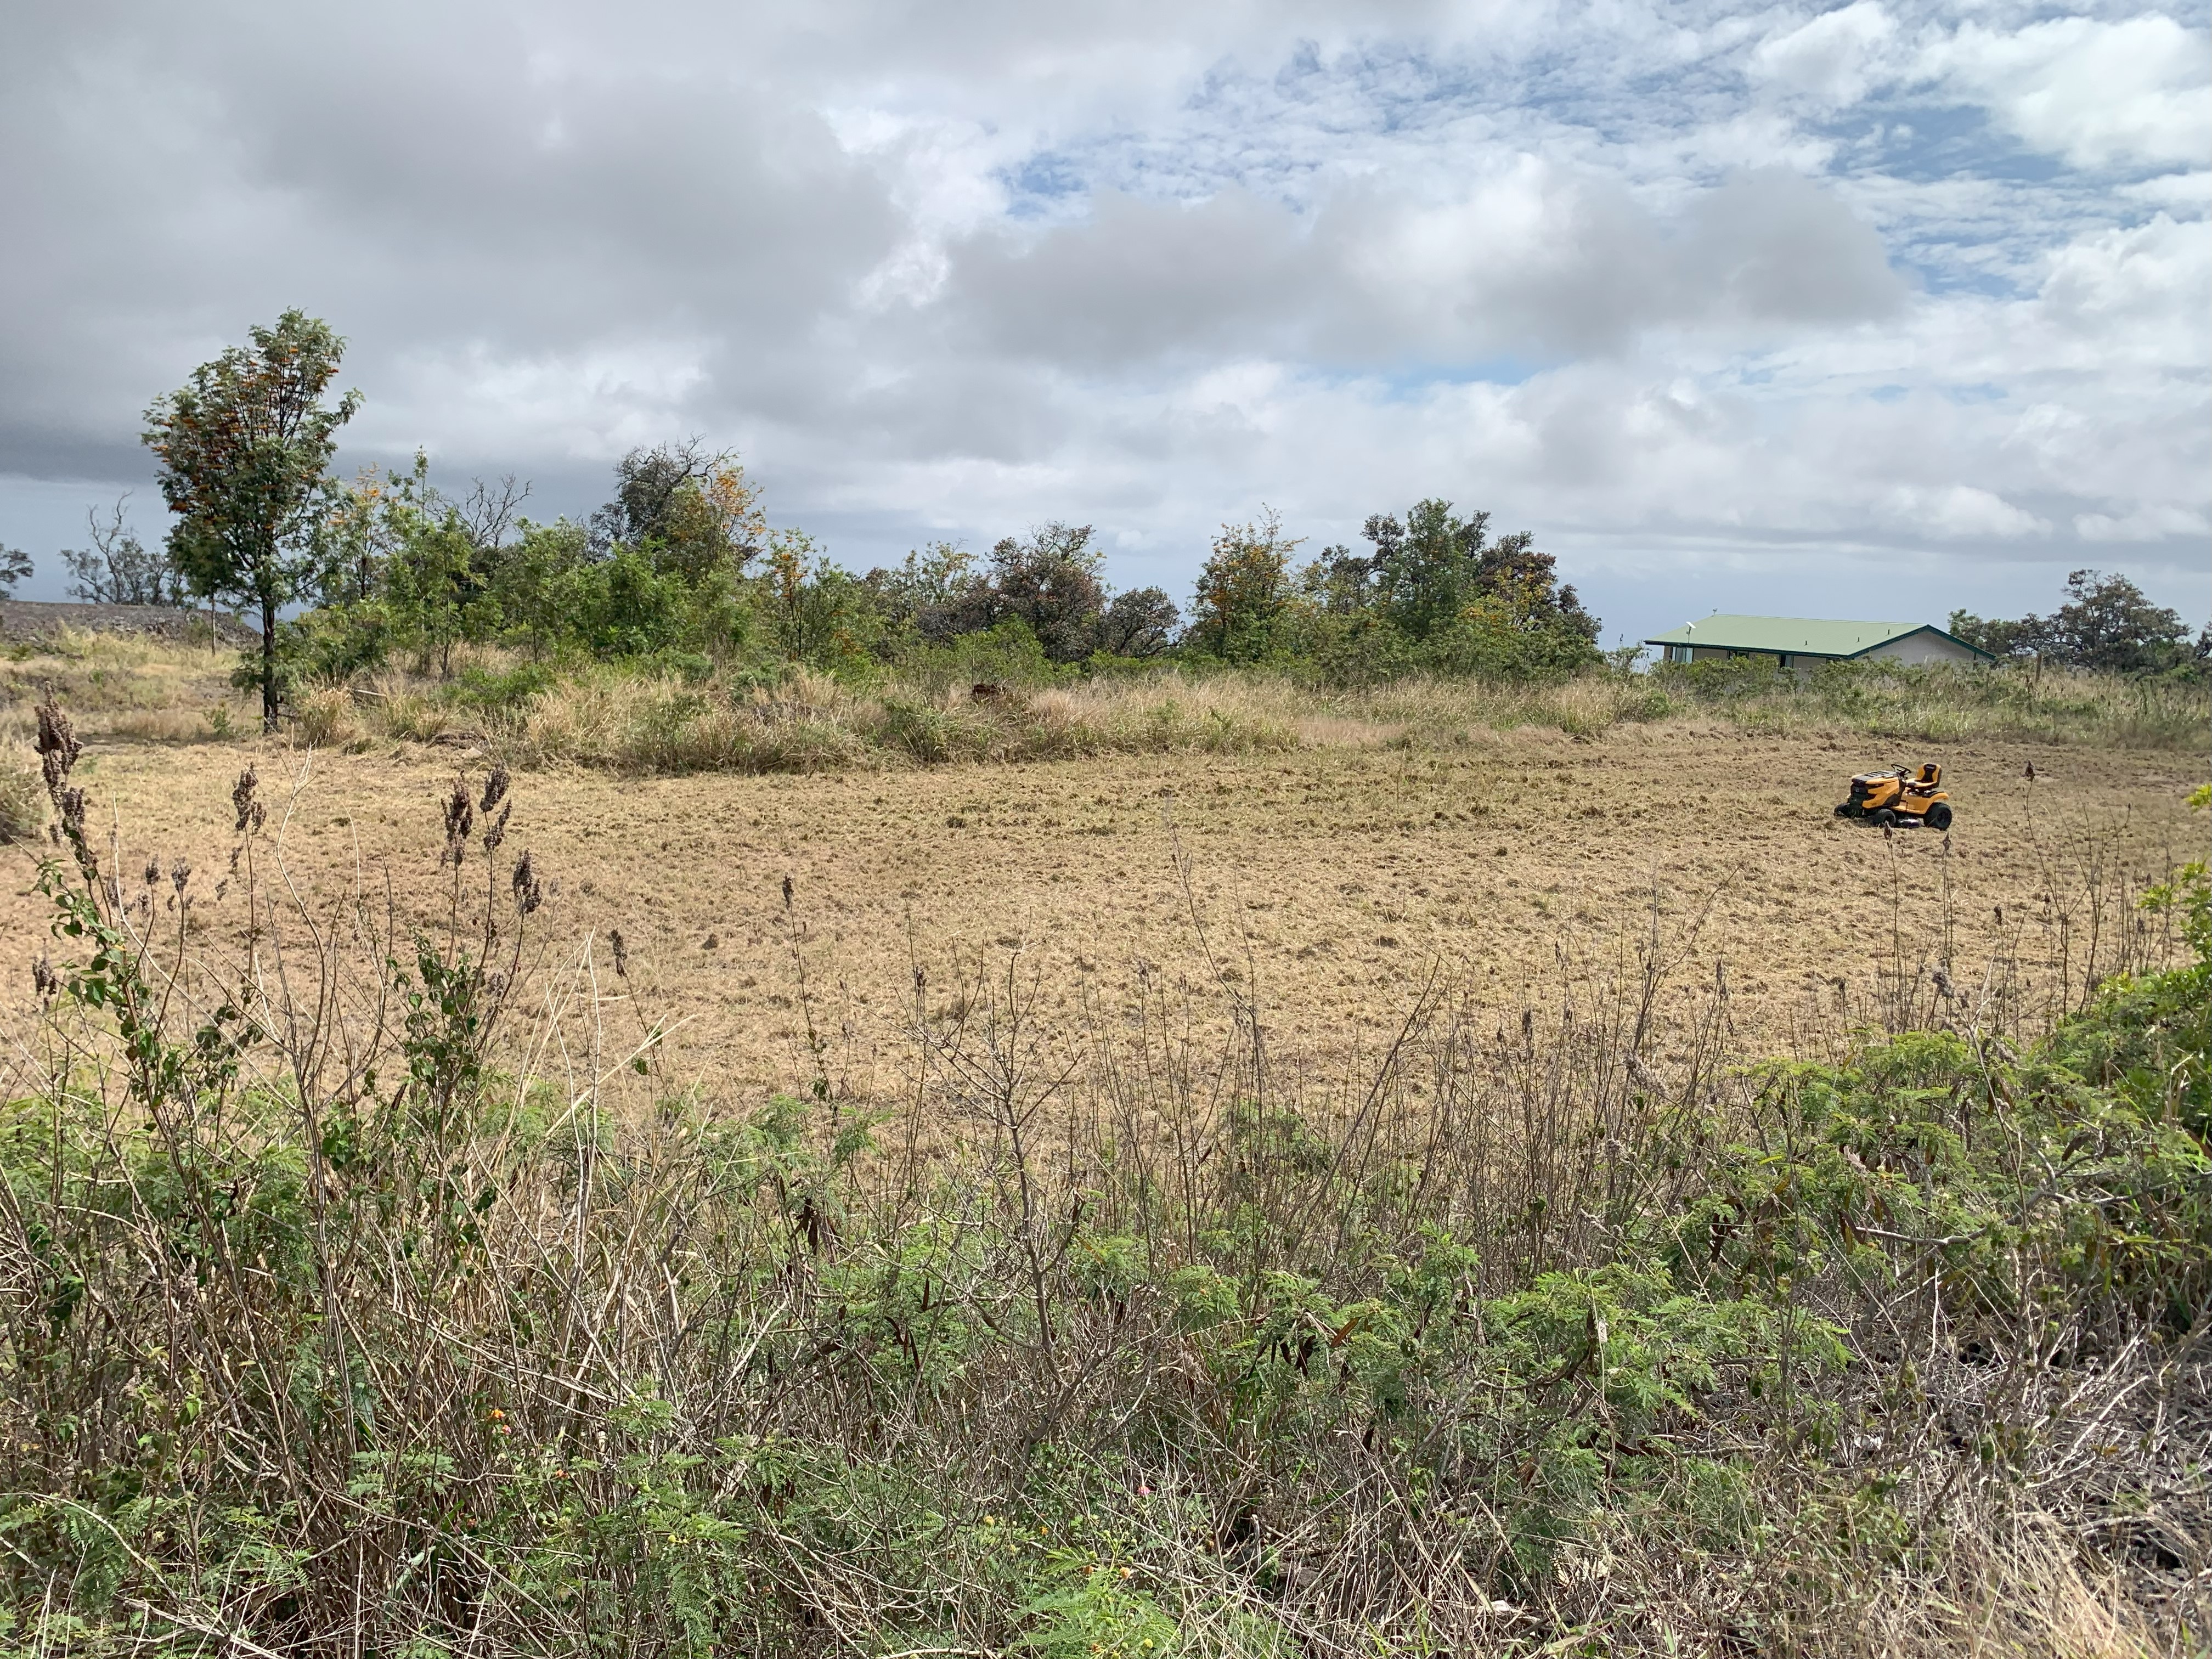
[1836,763,1953,830]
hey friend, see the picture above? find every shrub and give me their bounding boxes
[292,683,363,749]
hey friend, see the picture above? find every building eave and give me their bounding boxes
[1841,624,1998,663]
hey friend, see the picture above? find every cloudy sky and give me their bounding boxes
[3,0,2206,643]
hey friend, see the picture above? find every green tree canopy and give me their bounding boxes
[1192,510,1302,663]
[1952,569,2203,678]
[143,309,359,729]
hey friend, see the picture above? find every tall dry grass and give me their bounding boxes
[466,667,1300,773]
[359,658,2212,773]
[3,693,2204,1654]
[9,622,2205,773]
[1658,657,2211,751]
[0,624,248,745]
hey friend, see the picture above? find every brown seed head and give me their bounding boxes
[53,787,88,854]
[610,928,629,979]
[34,695,81,797]
[170,859,190,895]
[31,955,58,1001]
[511,850,543,915]
[480,764,510,816]
[232,766,261,833]
[443,777,475,865]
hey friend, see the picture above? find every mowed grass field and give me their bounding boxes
[8,716,2199,1101]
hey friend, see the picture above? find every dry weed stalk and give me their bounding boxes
[0,691,2203,1656]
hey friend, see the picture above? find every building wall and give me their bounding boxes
[1864,631,1982,666]
[1677,645,1814,676]
[1658,630,1985,672]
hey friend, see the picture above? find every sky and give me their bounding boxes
[2,0,2206,648]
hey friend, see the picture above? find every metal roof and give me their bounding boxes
[1642,614,1993,660]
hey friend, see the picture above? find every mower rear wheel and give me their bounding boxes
[1927,803,1953,831]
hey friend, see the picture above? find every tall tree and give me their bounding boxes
[0,545,29,599]
[1365,500,1480,640]
[1361,499,1596,648]
[1192,510,1302,662]
[143,311,360,729]
[1096,586,1180,657]
[590,439,764,583]
[988,522,1108,662]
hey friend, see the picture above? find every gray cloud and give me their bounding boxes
[944,165,1904,369]
[0,0,2202,634]
[0,0,900,481]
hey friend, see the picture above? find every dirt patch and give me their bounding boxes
[3,721,2197,1102]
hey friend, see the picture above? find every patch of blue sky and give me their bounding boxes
[1248,38,1751,166]
[991,12,2181,314]
[1000,151,1093,219]
[1013,54,1733,217]
[1846,101,2068,188]
[1345,356,1549,399]
[1857,167,2165,298]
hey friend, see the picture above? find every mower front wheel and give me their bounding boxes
[1834,803,1855,817]
[1927,803,1953,831]
[1871,808,1897,828]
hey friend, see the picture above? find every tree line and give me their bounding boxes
[1950,572,2208,678]
[24,311,1599,729]
[6,311,2199,732]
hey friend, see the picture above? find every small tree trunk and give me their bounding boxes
[261,601,280,732]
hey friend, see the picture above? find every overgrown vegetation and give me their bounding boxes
[251,444,1605,709]
[4,310,2198,779]
[104,315,1603,720]
[1,698,2204,1654]
[1953,571,2210,680]
[7,622,2205,786]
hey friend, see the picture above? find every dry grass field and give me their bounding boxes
[5,636,2208,1655]
[8,712,2198,1100]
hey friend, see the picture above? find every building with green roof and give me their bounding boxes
[1644,614,1995,673]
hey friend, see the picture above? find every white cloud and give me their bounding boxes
[943,163,1903,367]
[1748,2,1900,106]
[2121,171,2211,215]
[1891,484,2047,540]
[2075,505,2210,541]
[1917,15,2212,170]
